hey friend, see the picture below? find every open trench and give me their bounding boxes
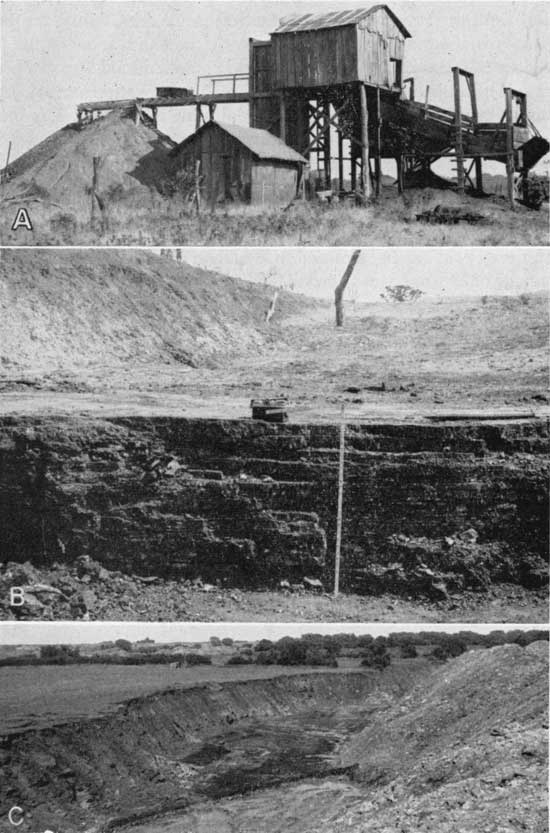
[3,643,547,833]
[0,667,414,832]
[0,415,548,599]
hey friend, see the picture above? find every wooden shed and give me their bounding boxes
[172,121,306,206]
[271,5,411,91]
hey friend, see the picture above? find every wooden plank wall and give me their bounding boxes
[273,10,406,90]
[273,26,358,88]
[356,9,405,87]
[250,41,280,133]
[175,125,298,205]
[176,125,253,203]
[251,162,298,205]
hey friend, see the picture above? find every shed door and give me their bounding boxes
[251,163,298,206]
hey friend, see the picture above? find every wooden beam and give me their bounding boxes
[504,87,515,209]
[338,126,344,191]
[360,84,371,201]
[452,67,465,194]
[279,94,286,142]
[91,156,100,229]
[396,154,404,194]
[324,103,331,187]
[375,88,381,197]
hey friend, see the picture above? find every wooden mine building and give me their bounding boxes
[78,4,549,207]
[172,121,306,206]
[250,5,411,196]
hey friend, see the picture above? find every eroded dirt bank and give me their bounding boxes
[0,416,548,618]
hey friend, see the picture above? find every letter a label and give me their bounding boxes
[11,208,33,231]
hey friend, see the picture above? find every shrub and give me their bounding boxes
[360,642,391,669]
[115,639,133,652]
[184,653,212,666]
[226,653,253,665]
[304,646,338,667]
[39,644,81,664]
[400,642,418,658]
[430,636,467,661]
[254,639,274,652]
[254,649,277,665]
[380,284,424,303]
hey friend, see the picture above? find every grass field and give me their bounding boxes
[1,187,548,246]
[0,663,354,735]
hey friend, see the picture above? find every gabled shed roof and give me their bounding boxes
[174,121,307,164]
[273,5,411,38]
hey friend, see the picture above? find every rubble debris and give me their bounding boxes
[416,205,486,224]
[351,531,548,600]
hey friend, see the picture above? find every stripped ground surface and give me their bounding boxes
[1,248,548,417]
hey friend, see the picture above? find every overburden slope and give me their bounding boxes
[338,641,549,832]
[0,248,314,383]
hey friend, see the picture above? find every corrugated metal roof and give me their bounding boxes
[176,121,307,163]
[273,5,411,37]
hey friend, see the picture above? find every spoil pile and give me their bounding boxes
[338,642,549,832]
[0,110,176,226]
[0,248,312,381]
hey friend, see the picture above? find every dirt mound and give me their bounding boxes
[0,110,175,225]
[338,643,549,832]
[0,249,314,382]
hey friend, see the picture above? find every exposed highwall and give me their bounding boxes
[0,416,548,591]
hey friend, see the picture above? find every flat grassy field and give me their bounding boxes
[1,187,547,246]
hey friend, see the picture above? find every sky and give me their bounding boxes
[1,0,549,172]
[0,621,542,644]
[178,246,549,300]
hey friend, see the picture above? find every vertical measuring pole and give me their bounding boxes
[334,405,346,598]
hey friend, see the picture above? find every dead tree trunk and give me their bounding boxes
[335,250,361,327]
[265,289,279,323]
